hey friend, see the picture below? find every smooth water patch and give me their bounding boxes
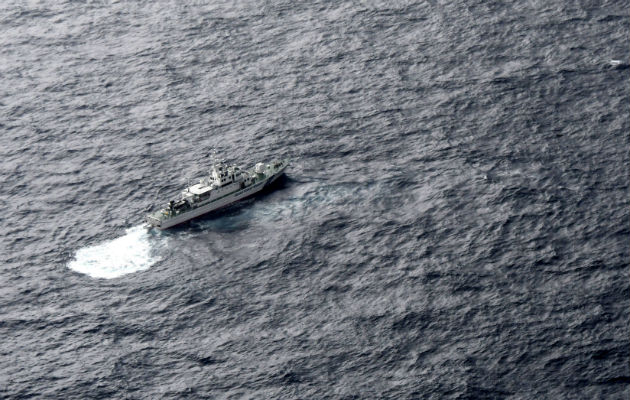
[190,183,372,230]
[68,225,165,279]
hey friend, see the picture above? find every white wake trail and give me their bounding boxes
[68,225,164,279]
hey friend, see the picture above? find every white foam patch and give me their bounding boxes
[68,225,164,279]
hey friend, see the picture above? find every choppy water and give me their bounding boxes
[1,0,629,398]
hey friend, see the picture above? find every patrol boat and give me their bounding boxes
[146,159,288,229]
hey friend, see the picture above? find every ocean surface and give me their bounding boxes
[1,0,628,398]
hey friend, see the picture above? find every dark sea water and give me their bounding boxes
[1,0,629,398]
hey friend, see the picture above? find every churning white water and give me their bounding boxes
[68,225,164,279]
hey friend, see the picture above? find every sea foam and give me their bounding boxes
[68,225,164,279]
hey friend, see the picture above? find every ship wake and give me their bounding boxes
[68,225,165,279]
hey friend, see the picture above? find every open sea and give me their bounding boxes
[1,0,628,398]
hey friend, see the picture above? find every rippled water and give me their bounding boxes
[1,0,628,398]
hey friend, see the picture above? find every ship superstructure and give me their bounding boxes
[146,159,288,229]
